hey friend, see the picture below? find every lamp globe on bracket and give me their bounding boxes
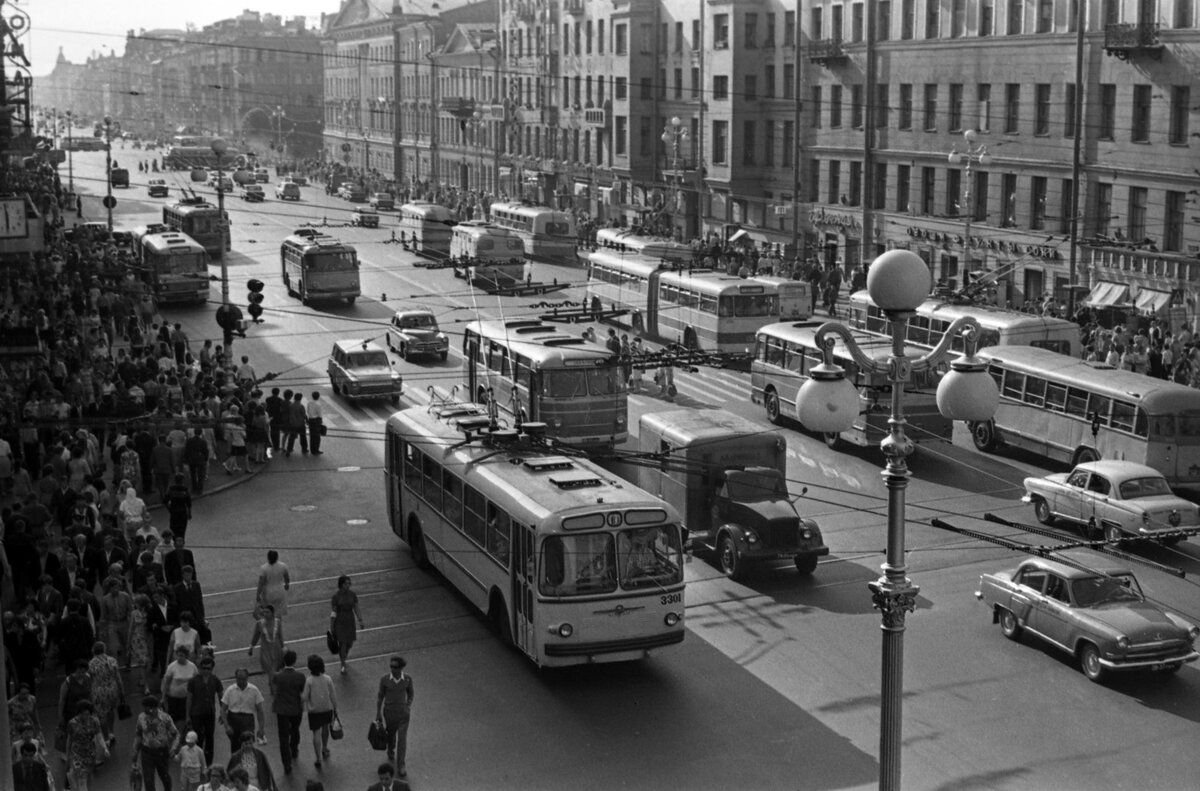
[795,359,860,433]
[936,353,1000,421]
[867,249,931,313]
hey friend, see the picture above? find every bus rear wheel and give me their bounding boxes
[971,420,999,452]
[408,521,431,569]
[764,390,783,424]
[1073,447,1101,465]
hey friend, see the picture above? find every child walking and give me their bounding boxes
[176,730,206,791]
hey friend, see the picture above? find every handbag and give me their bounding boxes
[319,423,328,436]
[367,719,388,751]
[329,716,344,740]
[325,629,340,655]
[118,700,132,720]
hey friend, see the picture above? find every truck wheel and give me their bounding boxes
[971,420,998,452]
[764,390,783,425]
[794,555,818,575]
[1079,642,1106,682]
[329,377,339,396]
[717,534,746,581]
[1033,498,1054,526]
[998,607,1022,640]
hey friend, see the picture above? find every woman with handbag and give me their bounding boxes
[247,604,285,690]
[64,698,105,791]
[329,575,364,675]
[300,654,338,770]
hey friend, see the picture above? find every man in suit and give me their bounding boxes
[163,534,196,587]
[32,538,61,583]
[272,649,307,774]
[98,533,127,580]
[12,739,52,791]
[54,552,91,601]
[171,564,206,635]
[147,586,173,676]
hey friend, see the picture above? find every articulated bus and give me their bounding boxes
[586,250,779,352]
[162,198,229,259]
[594,227,693,263]
[397,202,455,259]
[750,321,952,448]
[489,201,577,262]
[279,232,361,304]
[133,231,210,304]
[384,402,686,667]
[847,291,1081,358]
[971,345,1200,490]
[450,221,527,286]
[462,319,628,448]
[163,145,241,171]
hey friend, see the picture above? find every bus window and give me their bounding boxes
[699,293,718,314]
[463,485,486,545]
[587,367,624,395]
[542,536,565,589]
[978,329,1001,349]
[545,370,588,398]
[1045,382,1067,412]
[1179,415,1200,437]
[422,454,442,510]
[485,505,511,565]
[403,444,423,496]
[717,296,733,317]
[539,532,617,596]
[617,525,683,590]
[1065,387,1089,417]
[1087,395,1112,427]
[1148,414,1173,437]
[1024,376,1046,407]
[786,345,804,373]
[1001,370,1025,399]
[443,469,463,528]
[765,338,786,367]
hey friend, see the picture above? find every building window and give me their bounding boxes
[615,116,627,155]
[830,85,843,127]
[980,0,995,35]
[745,13,759,47]
[615,77,627,100]
[1131,84,1151,142]
[783,64,795,99]
[640,23,653,53]
[615,23,627,54]
[851,84,864,128]
[879,1,893,40]
[1170,86,1190,144]
[785,10,796,44]
[674,69,683,99]
[832,5,844,39]
[675,21,683,51]
[947,168,961,215]
[713,75,729,100]
[924,83,938,132]
[901,0,915,38]
[849,161,862,205]
[921,166,936,214]
[877,83,889,128]
[974,171,989,221]
[896,164,911,212]
[809,159,821,202]
[951,0,966,36]
[1177,0,1194,27]
[765,121,775,166]
[658,69,667,100]
[829,160,841,204]
[1094,182,1112,237]
[852,3,864,41]
[977,84,991,132]
[1034,84,1051,135]
[811,7,824,40]
[1128,186,1147,240]
[1004,83,1020,133]
[713,120,728,164]
[745,74,758,100]
[925,0,940,37]
[599,20,605,53]
[1060,178,1074,233]
[1001,173,1017,226]
[714,14,730,48]
[1165,191,1185,251]
[1064,84,1076,138]
[899,83,913,129]
[766,65,776,98]
[812,86,823,127]
[691,68,700,98]
[1098,84,1116,139]
[1037,0,1054,32]
[640,77,652,100]
[639,116,651,155]
[1031,176,1047,229]
[1007,0,1022,34]
[766,13,777,46]
[744,121,757,165]
[949,83,963,131]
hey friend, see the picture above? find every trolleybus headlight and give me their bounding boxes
[664,611,681,627]
[554,623,573,638]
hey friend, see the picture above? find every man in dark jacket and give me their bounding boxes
[265,387,285,451]
[163,473,193,540]
[171,564,206,635]
[12,739,52,791]
[151,435,175,500]
[163,533,196,587]
[272,649,307,774]
[283,392,307,456]
[184,428,209,494]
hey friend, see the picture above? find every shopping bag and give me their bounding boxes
[329,716,344,740]
[319,423,328,436]
[367,720,388,751]
[325,629,340,655]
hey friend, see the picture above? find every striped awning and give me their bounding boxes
[1083,281,1131,308]
[1134,288,1172,314]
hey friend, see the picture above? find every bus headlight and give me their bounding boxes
[664,611,681,627]
[548,623,574,638]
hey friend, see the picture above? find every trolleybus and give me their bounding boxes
[162,198,229,259]
[970,345,1200,490]
[750,320,952,448]
[397,202,456,258]
[594,227,693,264]
[450,222,527,287]
[133,231,210,304]
[753,276,812,321]
[462,319,628,448]
[385,402,686,666]
[279,232,361,304]
[586,250,779,351]
[163,144,241,171]
[489,201,576,262]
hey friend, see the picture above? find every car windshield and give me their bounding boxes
[1071,573,1143,607]
[1117,476,1173,499]
[399,314,436,329]
[348,351,389,367]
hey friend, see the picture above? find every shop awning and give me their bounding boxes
[1083,281,1131,308]
[728,229,749,242]
[1134,288,1173,314]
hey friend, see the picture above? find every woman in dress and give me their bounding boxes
[329,575,364,675]
[248,604,285,690]
[119,485,149,542]
[301,654,337,770]
[7,682,41,742]
[101,577,133,668]
[65,698,104,791]
[128,593,153,694]
[87,641,123,746]
[256,550,290,621]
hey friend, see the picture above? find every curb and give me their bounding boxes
[145,457,269,513]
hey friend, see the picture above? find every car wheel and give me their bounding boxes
[1033,498,1054,526]
[823,432,841,450]
[794,555,818,575]
[765,390,783,425]
[386,335,394,352]
[400,344,409,362]
[1073,447,1101,465]
[1079,642,1106,682]
[1104,522,1125,546]
[971,420,999,452]
[439,350,448,362]
[717,534,746,581]
[346,296,356,305]
[998,607,1022,640]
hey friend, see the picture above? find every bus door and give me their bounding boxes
[511,523,537,657]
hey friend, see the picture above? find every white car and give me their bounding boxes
[1022,460,1199,545]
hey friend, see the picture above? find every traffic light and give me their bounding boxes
[247,278,265,322]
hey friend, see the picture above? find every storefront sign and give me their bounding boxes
[810,207,860,231]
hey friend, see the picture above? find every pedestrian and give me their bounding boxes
[236,356,257,390]
[64,698,104,791]
[225,731,278,791]
[196,766,229,791]
[185,653,224,767]
[88,640,123,746]
[219,668,266,753]
[329,574,364,675]
[223,412,247,474]
[301,654,337,771]
[256,550,291,621]
[368,762,407,791]
[248,603,285,690]
[306,392,324,455]
[174,731,206,791]
[271,649,306,776]
[12,740,52,791]
[152,435,175,498]
[284,393,308,456]
[133,695,179,791]
[375,656,414,779]
[164,473,193,540]
[184,428,209,494]
[128,592,153,693]
[161,645,198,728]
[264,388,284,452]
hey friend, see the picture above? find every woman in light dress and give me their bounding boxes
[87,641,123,746]
[248,604,285,690]
[256,550,290,621]
[128,593,153,694]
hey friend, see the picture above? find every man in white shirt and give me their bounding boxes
[306,392,324,455]
[220,668,266,752]
[236,356,257,389]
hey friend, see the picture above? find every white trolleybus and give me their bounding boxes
[594,227,694,263]
[279,231,361,305]
[970,345,1200,490]
[750,320,952,448]
[385,402,686,666]
[462,319,628,448]
[489,201,577,262]
[450,221,527,288]
[586,250,779,352]
[133,231,210,304]
[162,197,229,259]
[397,202,456,259]
[847,291,1081,358]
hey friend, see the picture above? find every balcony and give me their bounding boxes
[1104,23,1164,61]
[440,97,476,118]
[514,2,538,22]
[564,0,584,15]
[584,108,606,127]
[809,38,848,66]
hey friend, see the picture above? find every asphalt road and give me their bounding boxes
[56,150,1200,791]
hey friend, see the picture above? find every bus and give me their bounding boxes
[162,198,229,259]
[594,227,693,263]
[489,201,577,262]
[462,319,628,448]
[280,232,360,304]
[450,222,526,287]
[163,145,241,171]
[750,320,952,448]
[753,276,812,321]
[384,402,686,666]
[847,291,1081,358]
[397,202,455,259]
[585,250,779,352]
[969,345,1200,489]
[133,231,210,304]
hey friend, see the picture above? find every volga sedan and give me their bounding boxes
[976,557,1199,682]
[1022,461,1198,545]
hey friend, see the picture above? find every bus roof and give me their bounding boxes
[659,269,774,298]
[490,201,570,219]
[588,249,667,276]
[594,228,693,260]
[466,319,615,366]
[757,320,937,363]
[387,404,678,527]
[399,202,454,220]
[977,345,1200,414]
[140,232,205,253]
[281,233,355,252]
[454,223,518,239]
[166,199,220,213]
[851,290,1078,331]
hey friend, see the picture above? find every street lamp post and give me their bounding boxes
[947,129,991,285]
[660,116,688,240]
[103,116,114,231]
[794,250,999,791]
[469,109,486,192]
[211,138,233,351]
[64,110,74,194]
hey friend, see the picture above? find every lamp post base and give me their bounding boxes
[870,575,918,791]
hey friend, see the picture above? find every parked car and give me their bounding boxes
[327,339,402,404]
[146,178,169,197]
[976,556,1199,682]
[386,310,449,361]
[338,183,367,202]
[351,206,379,227]
[1023,461,1199,545]
[275,182,301,201]
[369,192,395,211]
[287,174,308,186]
[241,184,265,202]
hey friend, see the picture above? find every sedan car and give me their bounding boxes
[147,179,169,197]
[387,310,449,361]
[1023,461,1199,544]
[351,206,379,227]
[369,192,395,211]
[241,184,265,202]
[287,174,308,186]
[976,557,1199,682]
[327,339,402,404]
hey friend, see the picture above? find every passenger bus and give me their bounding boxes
[586,250,779,352]
[750,320,952,448]
[133,231,210,304]
[462,319,628,448]
[163,145,241,171]
[488,201,577,262]
[753,276,812,321]
[397,202,455,259]
[970,345,1200,490]
[594,227,693,264]
[450,221,526,287]
[162,198,229,259]
[847,291,1081,358]
[384,402,686,667]
[279,232,361,304]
